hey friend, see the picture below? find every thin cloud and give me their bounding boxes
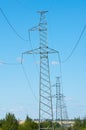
[51,61,59,65]
[16,57,24,63]
[65,97,74,101]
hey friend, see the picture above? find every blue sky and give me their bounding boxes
[0,0,86,120]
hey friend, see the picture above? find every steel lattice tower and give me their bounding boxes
[55,77,62,123]
[39,11,53,130]
[22,11,58,130]
[61,94,69,125]
[53,77,68,129]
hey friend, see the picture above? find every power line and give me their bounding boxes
[62,25,86,63]
[0,58,38,101]
[28,30,39,74]
[21,62,38,102]
[0,7,29,42]
[0,60,20,65]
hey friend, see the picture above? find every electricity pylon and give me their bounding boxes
[53,77,68,129]
[61,94,69,127]
[55,77,62,124]
[22,11,58,130]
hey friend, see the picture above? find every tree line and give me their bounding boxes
[0,113,38,130]
[68,117,86,130]
[0,113,63,130]
[0,113,86,130]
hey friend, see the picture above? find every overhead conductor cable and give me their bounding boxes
[62,25,86,63]
[0,7,28,41]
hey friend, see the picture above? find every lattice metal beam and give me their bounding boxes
[22,11,58,130]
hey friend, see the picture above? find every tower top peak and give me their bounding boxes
[37,10,48,14]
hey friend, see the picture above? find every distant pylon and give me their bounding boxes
[52,77,68,129]
[22,11,58,130]
[55,77,62,123]
[61,94,69,123]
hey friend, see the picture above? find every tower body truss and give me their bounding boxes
[22,11,58,130]
[56,77,62,122]
[39,11,53,130]
[54,77,68,129]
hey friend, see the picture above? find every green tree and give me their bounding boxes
[18,124,25,130]
[19,115,38,130]
[73,117,82,130]
[0,119,5,128]
[40,120,52,130]
[82,118,86,128]
[53,122,61,129]
[2,113,18,130]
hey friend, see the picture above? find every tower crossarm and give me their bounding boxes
[22,47,59,55]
